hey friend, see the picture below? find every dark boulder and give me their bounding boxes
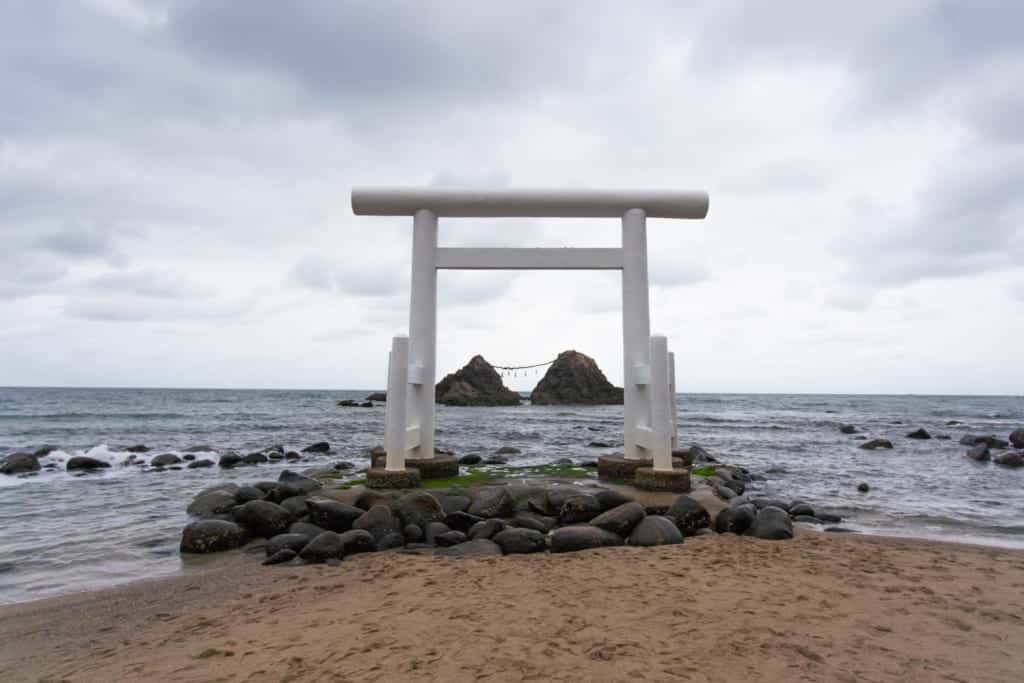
[279,495,308,518]
[839,424,857,434]
[233,500,292,537]
[467,486,515,518]
[793,515,823,525]
[151,453,181,467]
[354,489,397,511]
[994,452,1024,468]
[66,456,110,471]
[302,441,331,453]
[353,504,400,541]
[424,521,451,545]
[435,530,467,547]
[187,488,238,517]
[979,436,1009,449]
[484,456,508,465]
[665,495,711,536]
[457,454,482,465]
[180,520,247,553]
[1010,429,1024,449]
[306,500,364,532]
[336,529,376,556]
[439,495,472,514]
[435,355,521,406]
[906,428,931,439]
[265,533,311,557]
[298,531,345,563]
[235,486,266,504]
[242,452,268,465]
[263,548,297,565]
[440,539,503,556]
[1,452,40,475]
[589,502,646,537]
[857,482,870,493]
[278,470,322,494]
[714,504,755,534]
[377,532,405,550]
[689,444,717,463]
[788,502,815,517]
[468,519,506,540]
[187,459,214,469]
[529,350,623,405]
[125,444,150,453]
[366,392,387,402]
[392,491,446,527]
[508,511,556,533]
[748,506,794,540]
[550,526,624,553]
[289,521,327,537]
[495,446,521,454]
[34,445,58,457]
[443,511,485,533]
[493,528,546,554]
[716,485,737,500]
[559,494,602,524]
[628,516,684,546]
[752,498,790,512]
[403,523,424,544]
[218,453,243,468]
[965,445,991,462]
[594,489,634,511]
[858,439,893,450]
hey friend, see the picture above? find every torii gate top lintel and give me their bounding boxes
[351,187,709,219]
[350,185,710,487]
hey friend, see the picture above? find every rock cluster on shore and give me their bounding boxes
[180,453,844,568]
[435,355,521,406]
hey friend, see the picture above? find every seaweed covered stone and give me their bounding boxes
[435,355,521,406]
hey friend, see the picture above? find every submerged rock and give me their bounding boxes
[906,428,931,439]
[1,452,40,475]
[302,441,331,453]
[994,451,1024,468]
[187,459,214,469]
[965,445,991,462]
[1010,428,1024,449]
[839,424,857,434]
[435,355,521,406]
[858,439,893,450]
[66,456,110,471]
[366,392,386,402]
[529,350,623,405]
[151,453,181,467]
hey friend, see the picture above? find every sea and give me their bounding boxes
[1,387,1022,605]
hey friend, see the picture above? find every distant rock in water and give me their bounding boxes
[365,392,386,402]
[435,355,521,406]
[529,350,623,405]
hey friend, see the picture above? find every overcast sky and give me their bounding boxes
[1,1,1022,394]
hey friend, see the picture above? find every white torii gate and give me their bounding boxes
[351,187,709,485]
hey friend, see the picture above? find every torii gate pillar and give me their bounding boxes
[352,187,709,489]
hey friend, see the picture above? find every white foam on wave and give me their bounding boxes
[2,444,221,488]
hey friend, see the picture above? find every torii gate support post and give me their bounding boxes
[621,208,652,462]
[408,209,438,461]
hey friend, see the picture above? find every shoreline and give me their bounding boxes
[3,526,1024,609]
[2,531,1023,682]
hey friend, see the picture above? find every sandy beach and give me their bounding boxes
[2,531,1022,682]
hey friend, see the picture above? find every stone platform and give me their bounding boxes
[369,452,460,479]
[633,466,691,492]
[366,467,421,489]
[597,454,685,481]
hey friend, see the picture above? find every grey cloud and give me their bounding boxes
[88,269,210,299]
[64,293,253,323]
[288,256,407,298]
[168,0,582,107]
[35,225,119,259]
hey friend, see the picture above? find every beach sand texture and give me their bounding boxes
[2,532,1023,682]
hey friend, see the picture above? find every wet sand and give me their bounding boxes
[1,532,1023,682]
